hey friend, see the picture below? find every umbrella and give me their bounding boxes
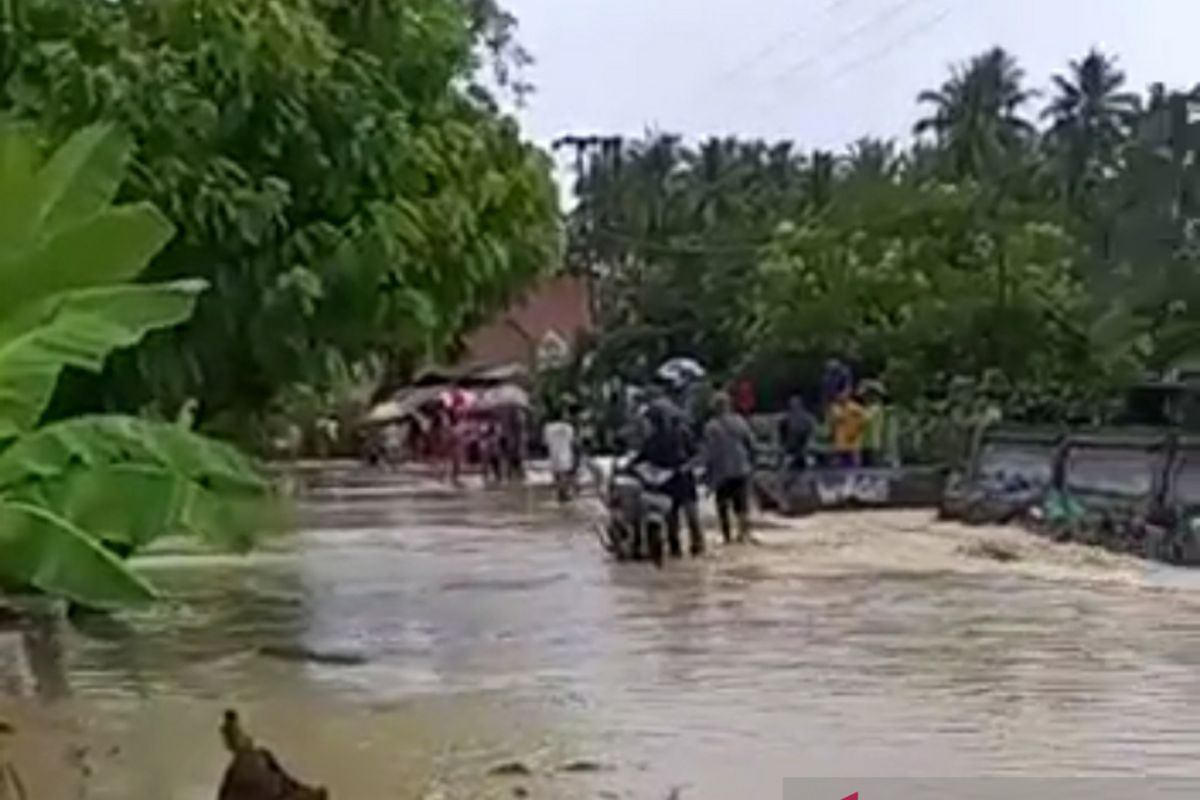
[478,383,530,410]
[656,357,706,386]
[364,399,406,424]
[363,386,445,424]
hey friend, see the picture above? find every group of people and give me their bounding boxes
[538,380,758,558]
[370,396,529,485]
[622,387,759,558]
[778,359,894,474]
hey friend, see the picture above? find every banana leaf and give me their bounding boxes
[0,280,207,437]
[0,203,176,321]
[2,124,130,245]
[0,415,270,494]
[0,500,157,609]
[10,463,276,553]
[0,122,173,320]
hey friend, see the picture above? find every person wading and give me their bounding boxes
[542,401,579,503]
[636,403,704,558]
[704,392,757,545]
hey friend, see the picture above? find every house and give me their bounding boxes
[457,273,593,373]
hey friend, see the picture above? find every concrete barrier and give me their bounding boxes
[940,427,1060,524]
[943,425,1200,565]
[753,465,946,516]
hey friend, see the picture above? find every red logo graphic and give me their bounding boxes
[842,794,859,800]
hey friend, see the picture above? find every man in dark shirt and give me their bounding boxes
[637,404,703,557]
[704,392,756,544]
[779,395,815,472]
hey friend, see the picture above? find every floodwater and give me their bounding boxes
[9,463,1200,799]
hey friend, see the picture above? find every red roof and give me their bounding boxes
[458,274,593,371]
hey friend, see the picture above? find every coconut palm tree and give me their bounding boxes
[915,47,1037,179]
[1043,49,1140,205]
[843,137,900,183]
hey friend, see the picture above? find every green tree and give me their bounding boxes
[1089,86,1200,370]
[1043,49,1140,210]
[0,121,272,609]
[0,0,560,438]
[563,47,1200,429]
[915,47,1036,179]
[754,179,1114,415]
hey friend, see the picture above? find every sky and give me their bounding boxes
[500,0,1200,166]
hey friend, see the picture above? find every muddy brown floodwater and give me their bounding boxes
[9,463,1200,799]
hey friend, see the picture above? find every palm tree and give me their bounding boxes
[1043,49,1140,204]
[843,137,900,183]
[915,47,1036,179]
[686,137,744,228]
[805,150,838,209]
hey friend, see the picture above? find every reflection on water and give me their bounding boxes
[12,463,1200,798]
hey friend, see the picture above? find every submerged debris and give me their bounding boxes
[960,541,1021,563]
[557,759,611,773]
[217,709,328,800]
[488,760,534,777]
[258,645,369,667]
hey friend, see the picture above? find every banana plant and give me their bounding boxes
[0,121,275,609]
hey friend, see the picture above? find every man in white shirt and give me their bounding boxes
[543,404,578,503]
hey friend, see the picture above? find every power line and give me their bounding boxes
[819,4,957,90]
[683,0,861,126]
[702,0,860,90]
[764,0,932,90]
[744,0,959,135]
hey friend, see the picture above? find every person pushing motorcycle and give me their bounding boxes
[634,403,705,558]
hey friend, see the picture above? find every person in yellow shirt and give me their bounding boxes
[829,390,867,468]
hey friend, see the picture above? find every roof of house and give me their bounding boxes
[458,273,593,370]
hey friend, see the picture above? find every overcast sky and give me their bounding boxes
[502,0,1199,161]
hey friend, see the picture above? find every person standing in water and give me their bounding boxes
[703,392,757,545]
[543,402,579,503]
[637,403,704,558]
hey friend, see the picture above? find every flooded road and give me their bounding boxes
[14,463,1200,798]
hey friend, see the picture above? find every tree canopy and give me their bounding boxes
[0,0,561,441]
[565,46,1200,423]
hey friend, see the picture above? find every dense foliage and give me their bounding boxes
[0,123,272,608]
[566,47,1200,424]
[0,0,560,443]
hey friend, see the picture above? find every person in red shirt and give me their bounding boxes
[733,379,756,416]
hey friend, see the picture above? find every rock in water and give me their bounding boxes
[217,710,328,800]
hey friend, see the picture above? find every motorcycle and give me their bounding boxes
[594,458,675,567]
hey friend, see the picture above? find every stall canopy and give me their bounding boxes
[363,385,445,425]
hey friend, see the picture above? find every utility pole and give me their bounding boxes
[551,134,625,326]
